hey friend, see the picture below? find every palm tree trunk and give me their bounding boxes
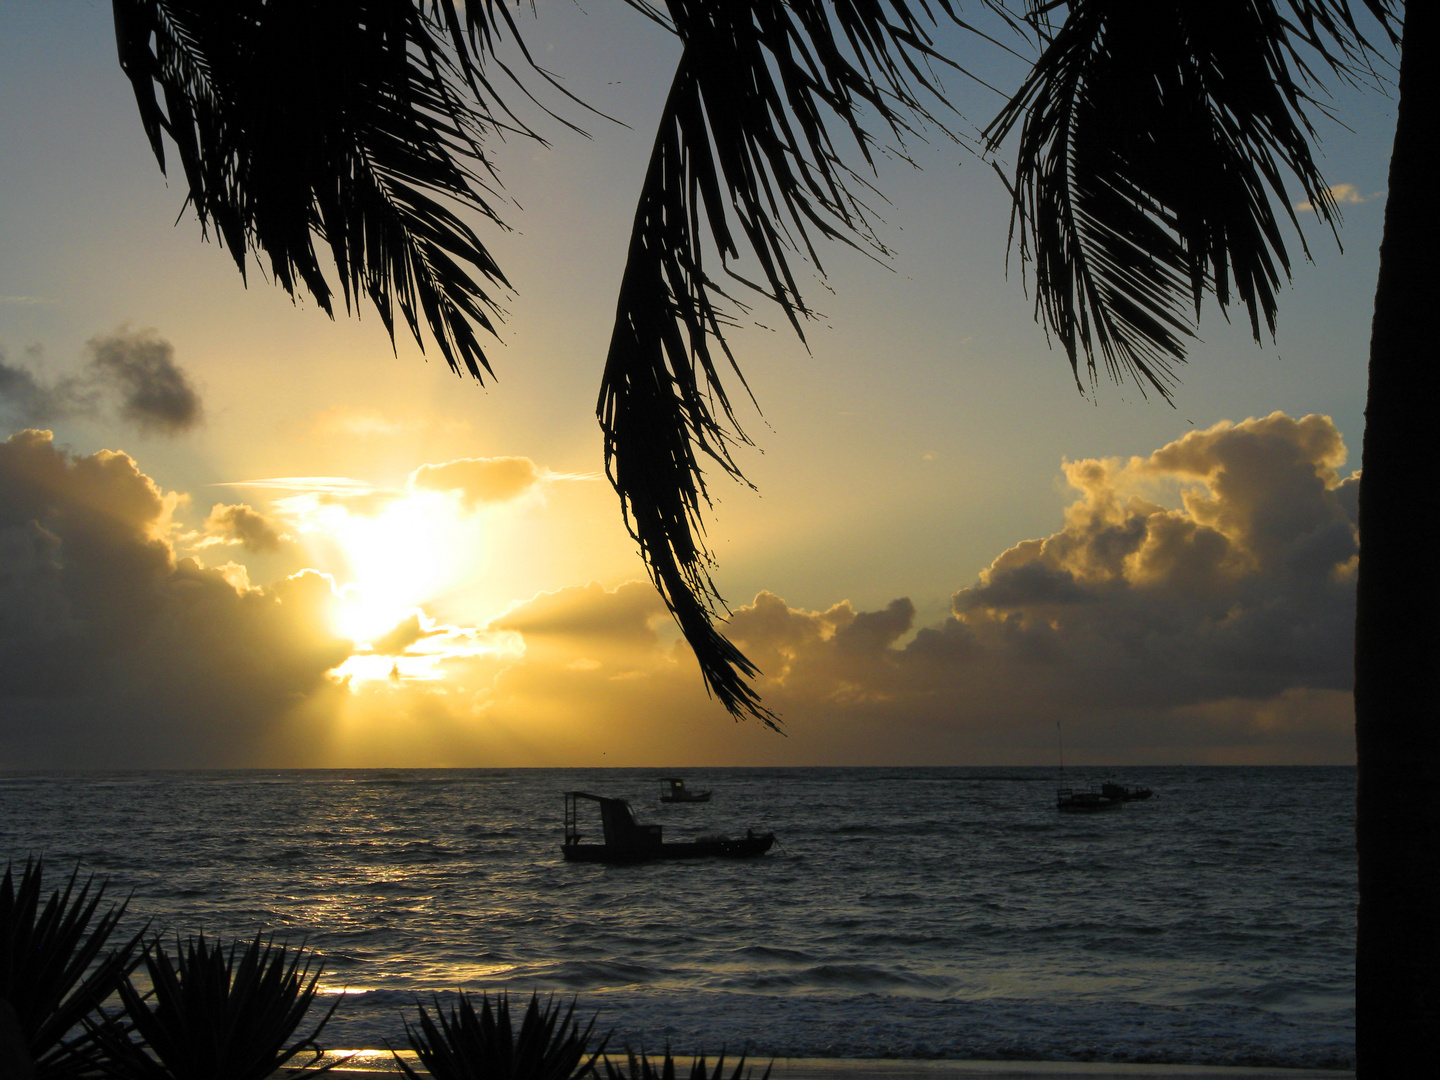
[1354,5,1440,1074]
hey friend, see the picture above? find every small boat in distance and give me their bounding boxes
[562,791,773,864]
[1053,720,1141,811]
[1057,785,1124,812]
[1101,781,1154,802]
[659,777,712,803]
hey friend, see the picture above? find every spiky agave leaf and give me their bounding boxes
[86,934,338,1080]
[984,0,1399,398]
[600,1,991,724]
[110,0,543,382]
[0,858,144,1080]
[397,991,604,1080]
[603,1048,771,1080]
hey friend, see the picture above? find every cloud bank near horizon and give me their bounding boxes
[0,413,1360,767]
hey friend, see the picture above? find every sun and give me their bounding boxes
[306,491,471,645]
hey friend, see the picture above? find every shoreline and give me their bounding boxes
[306,1052,1354,1080]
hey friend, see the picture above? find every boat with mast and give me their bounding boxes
[1054,721,1123,811]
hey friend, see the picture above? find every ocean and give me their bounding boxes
[0,767,1355,1069]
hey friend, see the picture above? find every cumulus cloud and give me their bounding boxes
[0,327,202,436]
[725,412,1358,759]
[447,414,1360,764]
[201,503,288,553]
[0,412,1364,767]
[411,456,542,508]
[0,430,351,766]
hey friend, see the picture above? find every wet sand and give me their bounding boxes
[307,1052,1354,1080]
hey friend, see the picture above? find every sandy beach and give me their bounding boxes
[308,1052,1354,1080]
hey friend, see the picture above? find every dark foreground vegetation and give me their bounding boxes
[0,860,769,1080]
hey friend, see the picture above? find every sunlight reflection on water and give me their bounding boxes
[0,766,1355,1068]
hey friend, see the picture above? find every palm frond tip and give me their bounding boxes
[111,0,538,381]
[985,0,1400,398]
[601,1,986,724]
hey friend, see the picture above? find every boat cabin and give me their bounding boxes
[561,790,775,863]
[564,791,662,851]
[660,777,711,803]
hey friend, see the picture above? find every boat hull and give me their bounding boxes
[1056,787,1123,811]
[1057,795,1122,811]
[562,833,774,864]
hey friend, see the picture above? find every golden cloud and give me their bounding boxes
[410,456,542,508]
[201,502,288,553]
[0,430,352,766]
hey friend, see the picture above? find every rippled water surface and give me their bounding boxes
[0,767,1355,1067]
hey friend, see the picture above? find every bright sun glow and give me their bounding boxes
[331,494,466,642]
[248,481,528,686]
[284,490,470,644]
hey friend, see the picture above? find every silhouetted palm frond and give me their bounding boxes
[0,858,143,1080]
[86,935,337,1080]
[397,992,604,1080]
[601,1,991,724]
[111,0,536,381]
[985,0,1399,398]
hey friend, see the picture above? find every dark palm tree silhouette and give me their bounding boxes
[107,1,1431,1073]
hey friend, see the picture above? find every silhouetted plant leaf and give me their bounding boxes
[603,1047,771,1080]
[600,1,994,724]
[110,0,539,382]
[0,858,144,1080]
[86,934,338,1080]
[397,991,604,1080]
[984,0,1399,398]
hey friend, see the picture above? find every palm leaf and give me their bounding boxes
[111,0,539,381]
[0,858,144,1080]
[601,0,993,723]
[984,0,1399,397]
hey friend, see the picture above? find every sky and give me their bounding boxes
[0,2,1398,768]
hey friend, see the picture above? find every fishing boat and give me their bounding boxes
[562,791,773,863]
[1053,721,1127,811]
[1056,785,1124,811]
[659,777,712,803]
[1101,781,1154,802]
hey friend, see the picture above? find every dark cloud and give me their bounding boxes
[0,328,202,436]
[0,430,351,766]
[86,328,202,435]
[710,413,1361,760]
[411,456,541,508]
[202,503,287,553]
[0,348,95,425]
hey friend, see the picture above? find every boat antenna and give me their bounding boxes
[1057,720,1065,784]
